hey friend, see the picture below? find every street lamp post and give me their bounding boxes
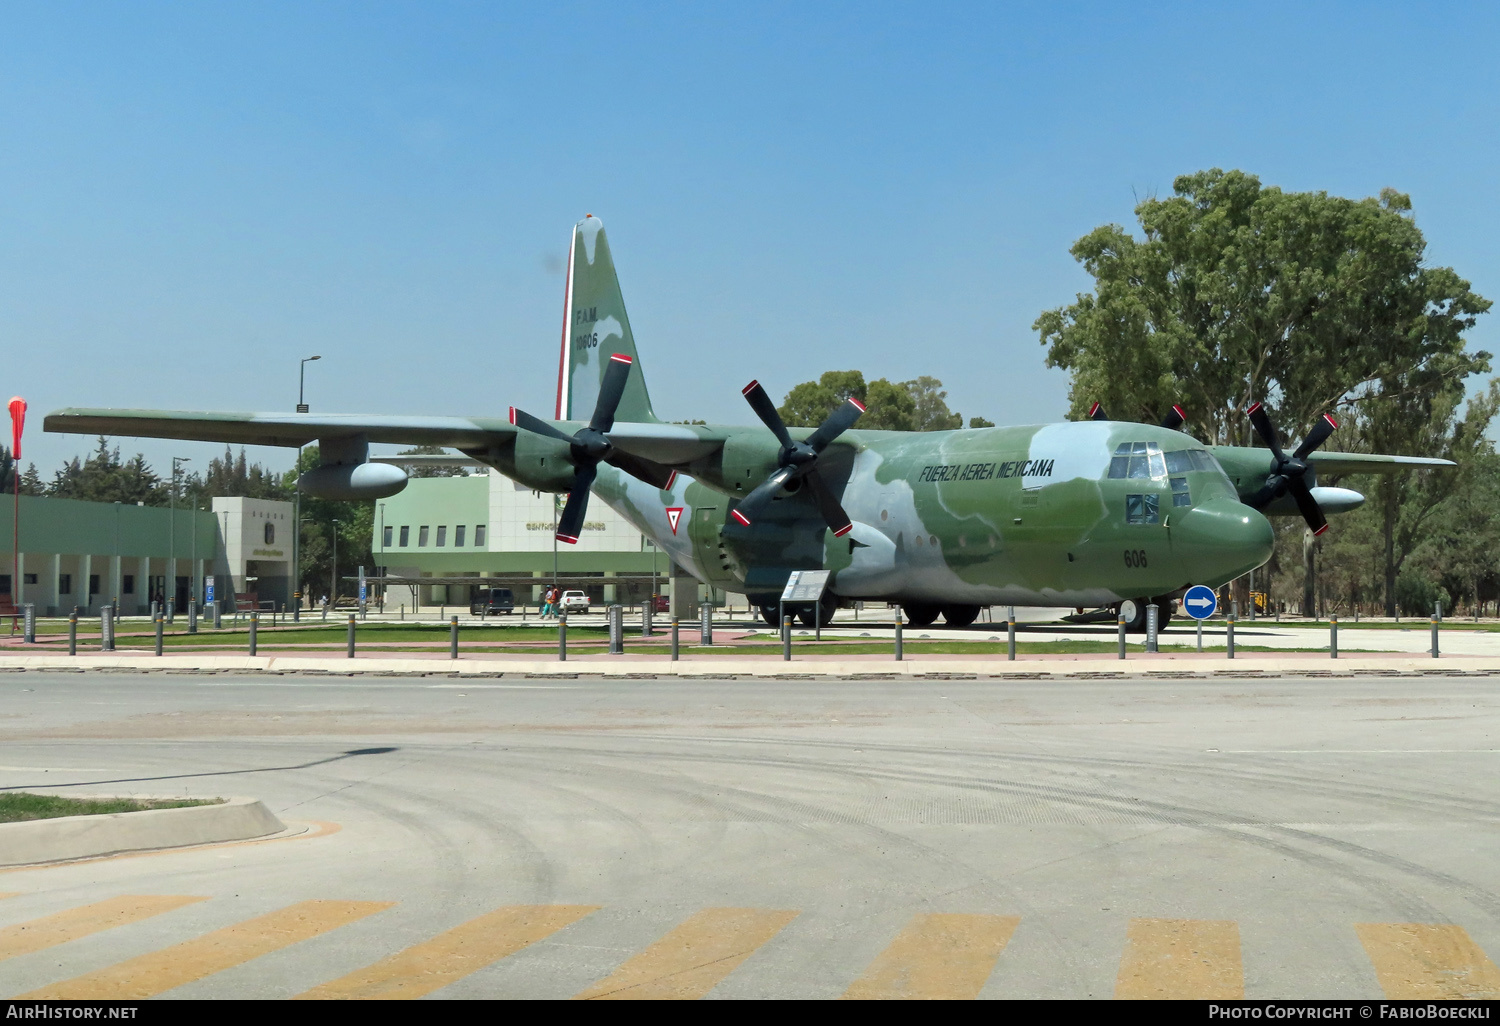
[330,518,340,607]
[293,355,320,623]
[169,456,190,614]
[378,502,386,614]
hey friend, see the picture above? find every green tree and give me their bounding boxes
[777,372,977,431]
[49,438,168,505]
[0,448,43,496]
[1035,170,1490,445]
[396,444,468,479]
[290,446,374,604]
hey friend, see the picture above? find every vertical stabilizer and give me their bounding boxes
[555,215,659,423]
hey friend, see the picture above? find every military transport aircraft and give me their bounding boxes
[44,216,1453,631]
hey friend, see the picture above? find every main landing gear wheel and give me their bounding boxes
[941,604,981,627]
[759,605,779,627]
[1116,598,1148,633]
[902,602,940,627]
[1150,596,1176,631]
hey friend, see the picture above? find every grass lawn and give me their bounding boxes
[0,793,222,823]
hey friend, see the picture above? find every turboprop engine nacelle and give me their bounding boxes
[298,434,409,500]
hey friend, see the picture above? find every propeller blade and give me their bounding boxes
[1160,404,1186,431]
[509,407,576,445]
[1292,413,1339,461]
[1245,402,1286,461]
[1088,402,1108,421]
[555,462,598,544]
[741,380,793,449]
[1287,476,1329,536]
[605,449,678,491]
[728,465,796,527]
[589,353,634,435]
[1244,478,1285,511]
[806,396,866,452]
[803,468,853,537]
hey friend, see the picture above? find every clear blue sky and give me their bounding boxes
[3,1,1497,476]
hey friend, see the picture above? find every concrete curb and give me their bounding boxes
[0,652,1495,678]
[0,796,286,867]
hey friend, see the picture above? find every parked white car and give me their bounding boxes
[559,590,590,614]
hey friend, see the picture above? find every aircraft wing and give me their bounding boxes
[43,407,739,465]
[43,408,515,449]
[1307,452,1456,474]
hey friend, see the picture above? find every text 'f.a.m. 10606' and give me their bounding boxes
[44,216,1453,631]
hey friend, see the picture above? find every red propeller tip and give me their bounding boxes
[741,380,760,395]
[508,407,516,424]
[664,470,678,490]
[1088,402,1101,416]
[1323,413,1339,428]
[730,509,752,527]
[609,353,633,365]
[556,533,579,544]
[1246,402,1263,415]
[1172,404,1186,418]
[1313,524,1330,537]
[832,523,853,537]
[848,398,866,413]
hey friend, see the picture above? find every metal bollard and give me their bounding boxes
[608,605,623,655]
[188,600,197,634]
[347,614,356,658]
[249,611,258,656]
[1007,606,1016,660]
[450,615,459,660]
[782,615,792,661]
[1118,611,1127,659]
[23,604,35,644]
[101,605,114,652]
[643,601,654,638]
[213,601,222,629]
[167,599,175,624]
[155,614,164,656]
[700,603,713,646]
[68,612,77,656]
[1227,613,1236,659]
[558,615,567,662]
[894,609,903,661]
[670,617,679,661]
[150,599,158,623]
[1146,603,1158,653]
[1330,614,1338,659]
[1431,615,1440,659]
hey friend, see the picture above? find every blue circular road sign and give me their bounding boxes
[1182,585,1218,620]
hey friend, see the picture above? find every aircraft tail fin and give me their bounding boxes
[554,215,659,423]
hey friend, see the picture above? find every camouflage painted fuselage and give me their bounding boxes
[586,419,1272,607]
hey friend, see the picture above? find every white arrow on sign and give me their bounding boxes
[1187,595,1214,609]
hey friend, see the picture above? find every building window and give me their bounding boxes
[399,526,410,547]
[383,525,393,547]
[23,573,37,585]
[123,575,135,594]
[1125,493,1160,525]
[89,574,100,596]
[474,524,486,547]
[264,522,275,544]
[436,526,447,547]
[59,574,72,595]
[454,525,465,547]
[418,526,429,547]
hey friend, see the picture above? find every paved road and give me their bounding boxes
[1,671,1498,999]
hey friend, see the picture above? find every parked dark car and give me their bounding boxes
[470,587,514,615]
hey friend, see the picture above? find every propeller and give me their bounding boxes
[509,352,677,544]
[1088,402,1186,429]
[731,380,864,536]
[1243,402,1339,536]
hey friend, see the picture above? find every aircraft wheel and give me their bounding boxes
[903,602,940,627]
[759,605,779,627]
[1117,598,1148,633]
[941,604,980,627]
[796,606,818,627]
[1150,596,1175,631]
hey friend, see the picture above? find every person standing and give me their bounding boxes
[541,586,554,619]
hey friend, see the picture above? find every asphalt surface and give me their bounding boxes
[1,670,1498,999]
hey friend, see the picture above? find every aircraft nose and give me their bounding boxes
[1173,499,1274,584]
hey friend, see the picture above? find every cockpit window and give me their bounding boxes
[1109,442,1167,480]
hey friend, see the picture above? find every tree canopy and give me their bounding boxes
[778,372,978,431]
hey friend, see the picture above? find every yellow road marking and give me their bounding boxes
[576,907,798,1000]
[842,912,1019,1000]
[1356,923,1500,999]
[20,899,392,999]
[0,895,207,962]
[297,904,599,1000]
[1115,917,1243,999]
